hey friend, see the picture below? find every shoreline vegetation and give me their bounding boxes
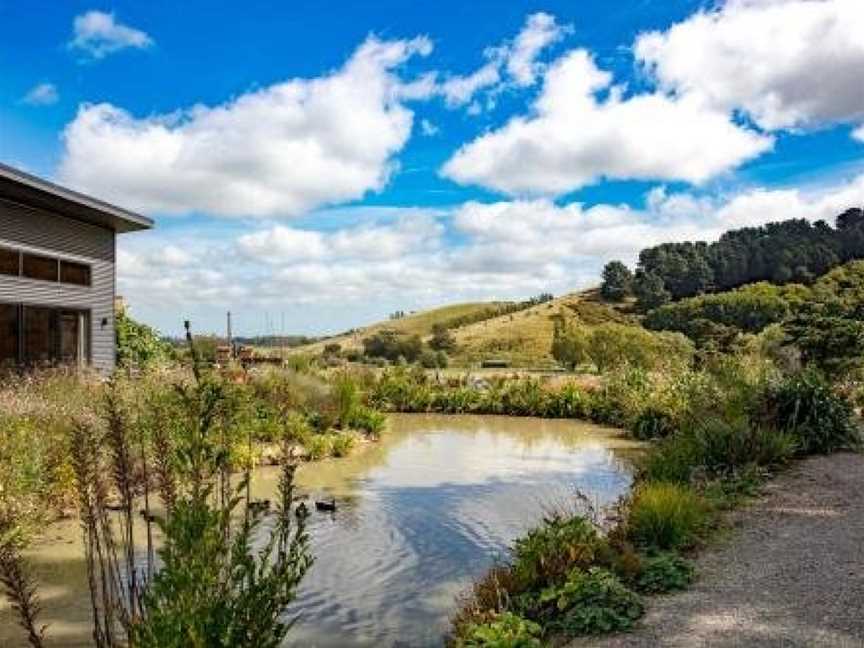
[2,215,864,646]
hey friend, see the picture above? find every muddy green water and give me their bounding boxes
[0,414,642,647]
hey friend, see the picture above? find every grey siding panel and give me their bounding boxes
[0,198,116,373]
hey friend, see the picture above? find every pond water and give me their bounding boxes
[0,414,642,647]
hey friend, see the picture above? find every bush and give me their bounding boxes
[330,433,355,458]
[347,405,387,436]
[511,516,604,591]
[456,612,543,648]
[305,435,332,460]
[762,370,860,454]
[536,568,643,636]
[634,553,695,594]
[626,483,707,551]
[641,418,797,485]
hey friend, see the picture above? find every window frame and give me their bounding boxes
[0,243,92,288]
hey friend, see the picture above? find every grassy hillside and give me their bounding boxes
[449,288,636,367]
[290,289,635,368]
[293,301,511,356]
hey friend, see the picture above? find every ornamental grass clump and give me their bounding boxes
[626,483,708,551]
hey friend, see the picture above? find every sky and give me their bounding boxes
[2,0,864,336]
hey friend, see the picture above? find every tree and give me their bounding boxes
[600,261,633,301]
[428,324,457,352]
[633,272,671,311]
[551,320,591,370]
[116,310,173,368]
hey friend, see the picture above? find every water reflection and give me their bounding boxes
[1,414,641,648]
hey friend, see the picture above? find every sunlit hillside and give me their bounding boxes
[290,289,636,367]
[293,301,511,356]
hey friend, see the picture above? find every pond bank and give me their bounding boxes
[0,414,642,647]
[574,452,864,648]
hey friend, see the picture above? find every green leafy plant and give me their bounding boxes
[634,553,695,594]
[537,568,643,636]
[762,370,860,453]
[456,612,544,648]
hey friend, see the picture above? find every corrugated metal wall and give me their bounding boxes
[0,197,116,372]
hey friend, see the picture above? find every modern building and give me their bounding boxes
[0,163,153,373]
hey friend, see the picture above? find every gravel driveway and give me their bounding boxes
[573,452,864,648]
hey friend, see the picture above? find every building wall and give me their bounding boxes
[0,197,116,372]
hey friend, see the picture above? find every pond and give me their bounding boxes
[0,414,642,647]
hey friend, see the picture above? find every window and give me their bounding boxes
[23,306,55,366]
[0,304,17,366]
[0,248,18,276]
[22,253,58,282]
[60,260,91,287]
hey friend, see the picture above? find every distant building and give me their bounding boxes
[0,164,153,372]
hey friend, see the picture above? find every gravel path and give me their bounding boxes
[574,452,864,648]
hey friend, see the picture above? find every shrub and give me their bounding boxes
[330,433,355,458]
[537,568,643,636]
[761,370,860,454]
[634,553,695,594]
[305,435,332,460]
[626,483,707,551]
[456,612,543,648]
[347,406,387,436]
[631,407,676,440]
[511,516,604,591]
[641,418,797,485]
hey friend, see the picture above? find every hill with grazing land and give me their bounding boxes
[290,289,635,368]
[293,301,512,357]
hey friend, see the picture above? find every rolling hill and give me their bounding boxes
[291,289,635,367]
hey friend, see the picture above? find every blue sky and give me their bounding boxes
[2,0,864,336]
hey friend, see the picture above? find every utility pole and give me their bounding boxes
[227,311,233,359]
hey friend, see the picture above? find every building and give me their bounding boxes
[0,163,153,373]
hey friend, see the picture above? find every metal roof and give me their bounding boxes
[0,163,154,233]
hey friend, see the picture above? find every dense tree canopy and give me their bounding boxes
[600,261,633,301]
[606,210,864,310]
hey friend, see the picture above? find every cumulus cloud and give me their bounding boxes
[59,36,432,217]
[22,83,59,106]
[442,50,772,195]
[69,10,153,59]
[635,0,864,132]
[435,12,567,109]
[506,12,570,87]
[853,125,864,143]
[118,173,864,334]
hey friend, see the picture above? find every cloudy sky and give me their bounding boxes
[3,0,864,336]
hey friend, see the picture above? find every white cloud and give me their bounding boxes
[22,83,58,106]
[420,118,439,136]
[435,12,568,110]
[438,61,502,107]
[442,50,772,195]
[853,125,864,143]
[118,173,864,334]
[70,10,153,59]
[59,36,432,218]
[635,0,864,131]
[506,12,569,87]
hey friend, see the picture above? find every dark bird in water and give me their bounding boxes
[248,499,271,512]
[315,498,337,512]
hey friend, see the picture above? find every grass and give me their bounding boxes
[626,483,708,551]
[291,302,508,357]
[448,350,862,644]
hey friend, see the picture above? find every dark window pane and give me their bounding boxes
[0,304,17,366]
[23,306,55,366]
[59,311,82,365]
[0,248,18,276]
[22,253,58,282]
[60,261,91,286]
